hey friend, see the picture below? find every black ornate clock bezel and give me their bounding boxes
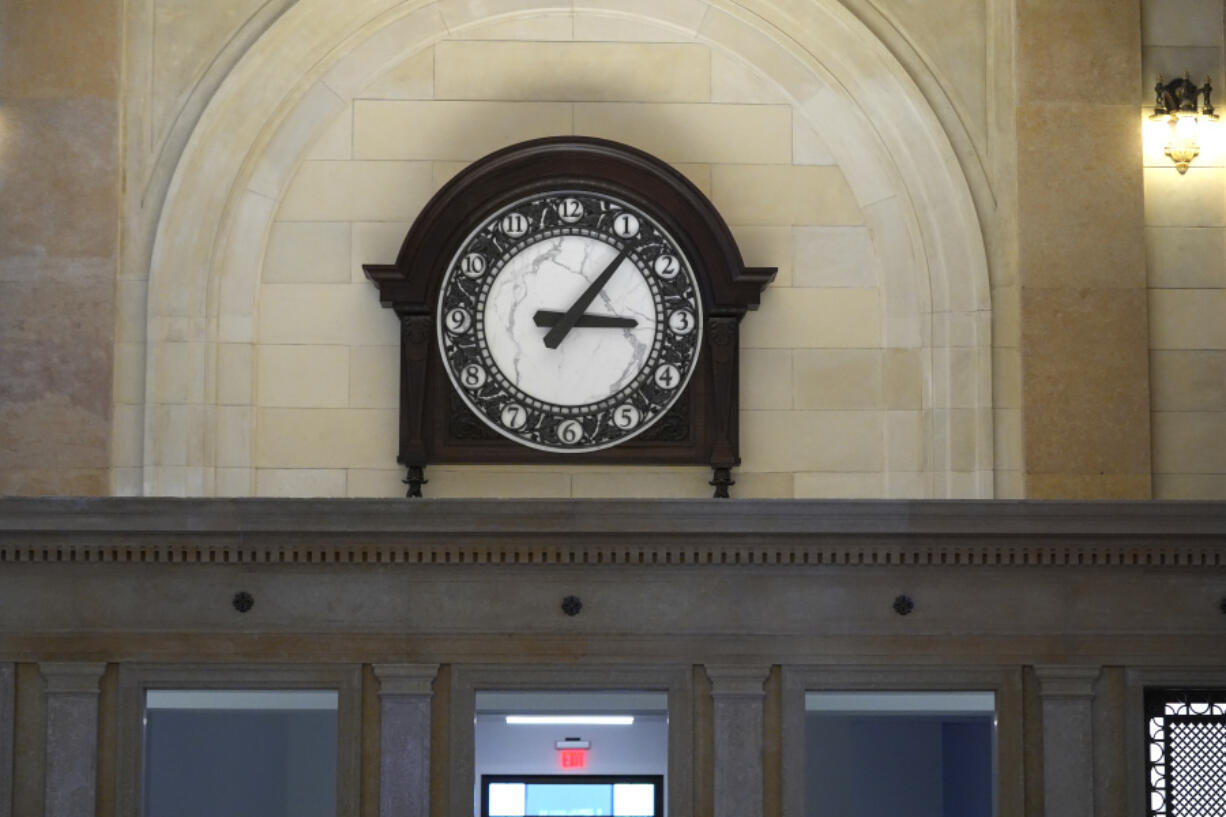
[438,189,704,453]
[364,136,775,492]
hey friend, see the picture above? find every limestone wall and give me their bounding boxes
[123,0,994,500]
[0,0,122,494]
[1141,0,1226,498]
[253,32,915,499]
[3,0,1225,499]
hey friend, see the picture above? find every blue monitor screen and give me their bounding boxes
[482,775,663,817]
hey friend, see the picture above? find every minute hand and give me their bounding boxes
[542,247,629,349]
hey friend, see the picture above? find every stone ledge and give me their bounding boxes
[0,498,1223,567]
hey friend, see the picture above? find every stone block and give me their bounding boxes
[993,286,1020,348]
[1022,287,1152,475]
[1018,104,1146,288]
[264,222,351,283]
[571,468,712,498]
[792,350,882,409]
[111,403,142,468]
[1025,473,1152,499]
[434,41,709,101]
[572,13,693,42]
[217,343,254,405]
[1152,411,1226,473]
[0,0,119,98]
[454,12,573,41]
[1149,289,1226,349]
[740,288,881,349]
[0,99,118,257]
[883,348,923,410]
[792,226,878,287]
[699,6,825,106]
[216,406,253,467]
[739,349,792,410]
[358,48,434,99]
[147,342,206,405]
[709,51,789,104]
[429,468,573,498]
[255,408,398,468]
[278,160,435,221]
[726,472,793,498]
[572,0,707,38]
[729,226,792,287]
[1146,227,1226,288]
[1142,0,1224,46]
[1152,473,1226,499]
[347,468,406,498]
[739,410,883,472]
[353,101,572,160]
[257,345,350,408]
[793,471,885,498]
[255,468,348,497]
[885,410,925,472]
[258,283,401,346]
[992,346,1021,409]
[573,103,791,164]
[1150,350,1226,410]
[711,165,862,226]
[112,342,144,405]
[349,346,400,409]
[1020,285,1152,478]
[1018,0,1139,105]
[793,116,835,165]
[304,105,352,160]
[1141,46,1224,109]
[115,277,147,344]
[351,222,412,281]
[1144,167,1226,227]
[994,407,1022,470]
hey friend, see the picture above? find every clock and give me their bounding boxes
[437,190,703,453]
[364,137,774,496]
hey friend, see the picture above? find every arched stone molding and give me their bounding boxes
[139,0,992,497]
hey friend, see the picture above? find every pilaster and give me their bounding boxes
[1035,665,1101,817]
[39,663,105,817]
[706,665,770,817]
[373,663,439,817]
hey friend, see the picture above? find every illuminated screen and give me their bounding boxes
[482,776,663,817]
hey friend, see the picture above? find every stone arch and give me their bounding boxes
[140,0,991,497]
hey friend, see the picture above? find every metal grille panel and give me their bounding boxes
[1146,689,1226,817]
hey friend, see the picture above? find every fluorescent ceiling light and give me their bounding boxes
[505,715,635,725]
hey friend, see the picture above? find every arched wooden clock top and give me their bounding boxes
[363,137,775,497]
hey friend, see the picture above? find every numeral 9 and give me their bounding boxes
[446,308,471,334]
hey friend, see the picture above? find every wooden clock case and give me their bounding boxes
[364,136,775,496]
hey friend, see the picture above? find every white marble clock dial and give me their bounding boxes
[438,190,702,453]
[483,235,657,406]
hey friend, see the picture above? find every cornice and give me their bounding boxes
[0,498,1223,567]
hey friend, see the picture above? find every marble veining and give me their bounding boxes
[484,236,657,406]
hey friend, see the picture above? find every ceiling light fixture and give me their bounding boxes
[505,715,635,725]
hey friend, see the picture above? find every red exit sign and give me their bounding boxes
[559,748,588,769]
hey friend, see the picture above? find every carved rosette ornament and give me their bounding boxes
[365,137,774,497]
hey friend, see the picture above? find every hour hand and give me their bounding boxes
[533,310,638,330]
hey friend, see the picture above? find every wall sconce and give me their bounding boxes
[1151,72,1218,174]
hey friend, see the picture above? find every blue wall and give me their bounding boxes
[143,710,337,817]
[805,714,993,817]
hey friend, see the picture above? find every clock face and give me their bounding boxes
[437,190,703,452]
